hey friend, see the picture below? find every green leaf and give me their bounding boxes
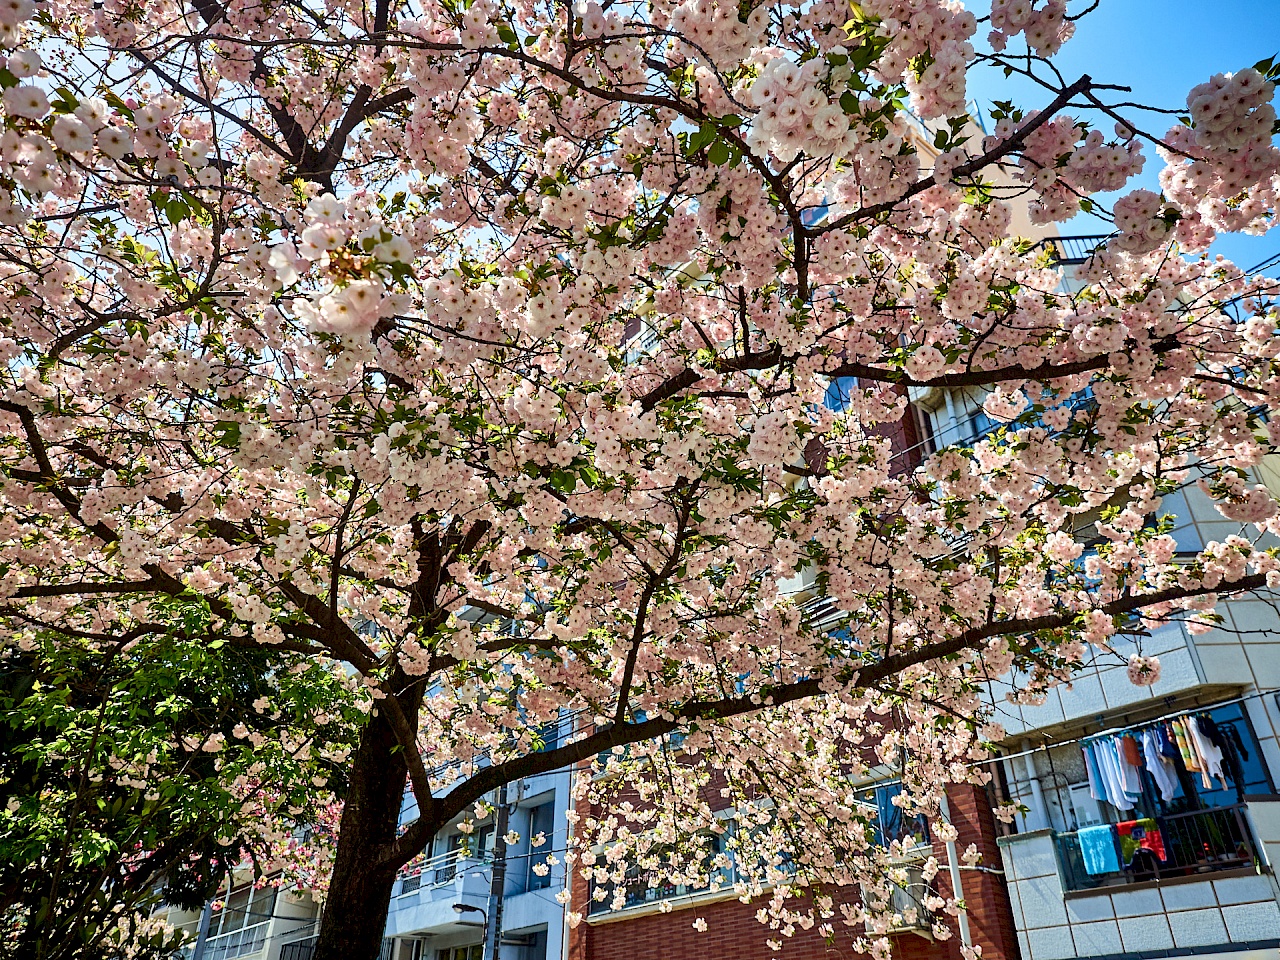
[212,421,241,448]
[549,470,577,494]
[52,87,79,114]
[707,140,730,165]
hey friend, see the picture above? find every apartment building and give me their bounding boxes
[153,872,322,960]
[986,478,1280,960]
[912,237,1280,960]
[163,762,572,960]
[379,761,573,960]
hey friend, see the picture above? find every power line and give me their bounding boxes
[986,686,1279,766]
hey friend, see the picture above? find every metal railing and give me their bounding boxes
[1055,805,1260,892]
[395,846,493,896]
[860,859,937,937]
[587,863,735,915]
[201,921,271,960]
[278,937,318,960]
[1034,235,1110,266]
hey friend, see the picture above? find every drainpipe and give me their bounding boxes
[561,767,574,960]
[1021,740,1050,832]
[942,389,960,445]
[938,794,973,951]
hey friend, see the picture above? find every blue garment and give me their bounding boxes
[1155,724,1180,760]
[1093,737,1136,811]
[1078,824,1122,875]
[1082,743,1105,802]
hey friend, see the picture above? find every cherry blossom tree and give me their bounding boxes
[2,0,1280,956]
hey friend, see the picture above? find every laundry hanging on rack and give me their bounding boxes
[1116,818,1167,864]
[1142,728,1179,802]
[1203,717,1249,797]
[1089,737,1136,811]
[1119,733,1143,768]
[1186,715,1227,789]
[1170,719,1202,773]
[1082,742,1106,804]
[1078,823,1122,875]
[1083,734,1144,810]
[1153,723,1180,761]
[1116,734,1144,797]
[1069,703,1254,821]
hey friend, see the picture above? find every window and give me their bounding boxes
[822,376,857,413]
[471,824,495,859]
[205,886,276,960]
[588,829,732,915]
[437,947,482,960]
[527,802,556,890]
[855,782,930,849]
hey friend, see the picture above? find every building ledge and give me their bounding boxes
[996,828,1055,846]
[1054,938,1280,960]
[1062,865,1268,900]
[584,886,745,924]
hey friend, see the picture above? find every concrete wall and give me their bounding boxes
[999,830,1280,960]
[386,768,573,960]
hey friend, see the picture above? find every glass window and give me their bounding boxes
[855,782,930,848]
[206,886,276,960]
[527,802,556,890]
[823,377,857,413]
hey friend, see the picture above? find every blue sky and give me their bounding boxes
[964,0,1280,269]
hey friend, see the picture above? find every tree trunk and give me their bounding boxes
[312,691,425,960]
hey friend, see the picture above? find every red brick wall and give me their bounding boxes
[569,783,1020,960]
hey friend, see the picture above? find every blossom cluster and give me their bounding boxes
[0,0,1279,955]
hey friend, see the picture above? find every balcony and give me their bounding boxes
[1033,234,1109,266]
[385,848,495,938]
[859,851,939,940]
[1054,805,1261,893]
[202,921,271,960]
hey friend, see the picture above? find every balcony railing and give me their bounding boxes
[1055,805,1260,893]
[587,863,735,915]
[861,859,937,939]
[396,847,492,896]
[279,937,318,960]
[202,921,271,960]
[1034,235,1110,266]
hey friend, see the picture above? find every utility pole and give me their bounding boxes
[190,899,214,960]
[483,783,509,960]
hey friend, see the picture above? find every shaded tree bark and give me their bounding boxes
[313,687,429,960]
